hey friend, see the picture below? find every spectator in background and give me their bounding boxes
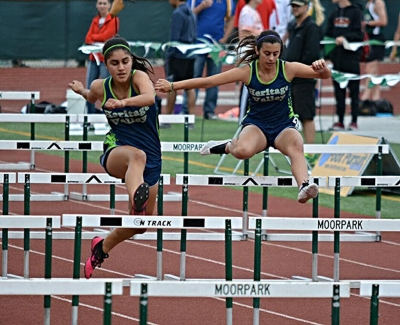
[270,0,292,39]
[308,0,325,26]
[237,0,265,121]
[389,12,400,61]
[235,0,276,34]
[238,0,264,39]
[180,0,236,120]
[325,0,363,131]
[283,0,321,165]
[281,0,324,43]
[360,0,388,102]
[84,0,119,114]
[162,0,197,128]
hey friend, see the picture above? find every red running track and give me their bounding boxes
[1,152,400,324]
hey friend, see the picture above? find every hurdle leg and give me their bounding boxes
[2,174,9,278]
[261,151,269,240]
[29,93,36,170]
[333,178,340,282]
[180,176,189,280]
[311,178,320,281]
[103,283,113,325]
[139,283,148,325]
[157,176,164,280]
[370,284,379,325]
[225,220,233,325]
[253,219,262,325]
[44,217,53,325]
[71,217,83,325]
[331,284,341,325]
[242,159,249,240]
[23,174,30,278]
[375,144,383,242]
[63,116,70,200]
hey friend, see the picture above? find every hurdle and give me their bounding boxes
[249,216,400,284]
[62,214,243,281]
[0,90,40,170]
[359,281,400,325]
[175,174,327,239]
[0,141,182,202]
[0,279,123,325]
[130,280,350,325]
[215,143,390,177]
[0,215,60,279]
[7,171,173,203]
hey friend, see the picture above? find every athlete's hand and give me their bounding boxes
[104,98,125,109]
[311,59,328,74]
[155,79,172,93]
[68,80,84,95]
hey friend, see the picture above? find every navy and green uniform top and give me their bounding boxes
[242,59,298,148]
[100,70,162,186]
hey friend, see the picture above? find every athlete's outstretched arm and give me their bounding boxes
[155,65,250,93]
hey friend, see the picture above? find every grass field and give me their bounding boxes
[1,116,399,217]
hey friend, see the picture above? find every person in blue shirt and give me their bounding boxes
[155,30,331,203]
[68,35,162,279]
[162,0,197,127]
[180,0,236,120]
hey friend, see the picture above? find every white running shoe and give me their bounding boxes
[297,182,319,203]
[200,139,231,156]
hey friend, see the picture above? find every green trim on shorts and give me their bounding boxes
[104,131,118,151]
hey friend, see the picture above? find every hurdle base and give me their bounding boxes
[69,192,182,202]
[292,275,361,289]
[250,232,377,242]
[134,274,158,280]
[164,274,181,280]
[4,274,24,280]
[132,231,244,241]
[0,192,67,202]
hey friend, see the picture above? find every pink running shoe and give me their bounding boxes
[131,182,149,215]
[84,236,109,279]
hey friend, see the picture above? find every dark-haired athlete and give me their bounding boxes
[156,29,331,204]
[68,35,162,278]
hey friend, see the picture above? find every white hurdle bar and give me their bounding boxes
[327,176,400,188]
[130,280,350,297]
[0,172,177,203]
[0,112,195,168]
[0,278,123,325]
[131,280,350,325]
[0,91,40,101]
[0,142,389,154]
[0,140,206,152]
[62,215,243,281]
[0,215,60,279]
[0,278,123,295]
[248,217,400,233]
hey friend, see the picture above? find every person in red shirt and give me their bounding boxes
[84,0,119,114]
[234,0,276,32]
